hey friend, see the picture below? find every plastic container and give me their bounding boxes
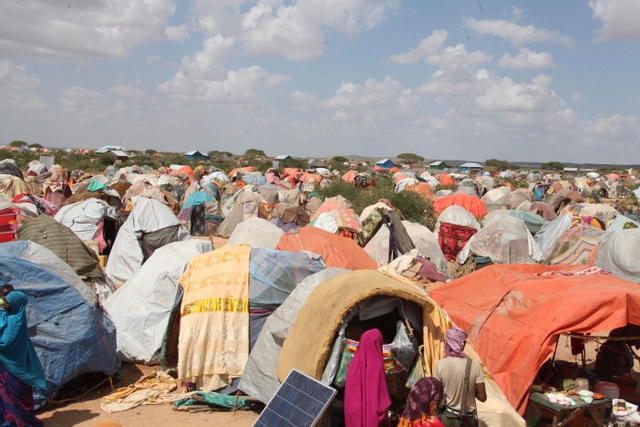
[613,375,638,395]
[575,378,589,391]
[595,381,620,399]
[98,255,108,268]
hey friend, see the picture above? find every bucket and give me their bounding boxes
[613,375,638,395]
[98,255,108,268]
[595,381,620,399]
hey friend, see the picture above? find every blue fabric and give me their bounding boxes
[0,256,119,407]
[508,211,546,235]
[0,292,46,390]
[182,192,215,209]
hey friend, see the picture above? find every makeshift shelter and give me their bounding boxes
[0,174,28,199]
[376,159,395,169]
[274,269,524,427]
[103,240,213,364]
[364,220,450,278]
[54,199,118,252]
[433,193,487,218]
[269,203,310,231]
[0,160,24,179]
[341,170,358,183]
[0,244,119,406]
[481,187,510,212]
[483,210,546,235]
[276,227,378,270]
[227,216,284,249]
[434,205,482,262]
[436,173,455,186]
[529,201,557,221]
[16,215,105,279]
[176,245,325,391]
[544,224,603,266]
[508,189,532,209]
[106,198,189,286]
[457,215,542,265]
[177,191,223,236]
[431,264,640,414]
[595,229,640,283]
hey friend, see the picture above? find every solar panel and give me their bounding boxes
[253,369,337,427]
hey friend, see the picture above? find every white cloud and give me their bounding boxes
[145,56,162,65]
[0,59,47,111]
[511,7,524,20]
[429,117,449,130]
[157,66,290,104]
[464,17,574,47]
[476,74,563,113]
[390,30,492,66]
[0,0,175,60]
[290,90,318,110]
[180,34,236,81]
[165,24,190,41]
[573,92,585,103]
[418,66,487,95]
[589,0,640,42]
[580,114,639,135]
[59,86,127,122]
[110,85,145,100]
[497,48,555,69]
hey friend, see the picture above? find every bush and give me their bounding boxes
[98,153,114,166]
[317,178,436,230]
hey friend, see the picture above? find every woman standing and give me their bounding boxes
[398,377,445,427]
[0,291,46,427]
[344,328,391,427]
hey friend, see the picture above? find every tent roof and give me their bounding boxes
[110,150,129,157]
[460,162,484,168]
[431,264,640,414]
[96,145,122,153]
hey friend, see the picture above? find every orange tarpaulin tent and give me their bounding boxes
[432,193,487,218]
[276,227,377,270]
[373,166,383,172]
[405,182,434,200]
[431,264,640,414]
[390,167,399,173]
[341,170,358,183]
[436,174,455,186]
[392,174,409,185]
[227,166,256,178]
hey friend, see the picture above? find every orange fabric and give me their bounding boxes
[341,170,358,183]
[390,167,399,173]
[431,264,640,414]
[275,227,377,270]
[392,174,409,185]
[310,199,351,222]
[178,166,194,176]
[227,167,256,178]
[436,174,455,186]
[432,194,487,218]
[405,182,434,200]
[373,166,382,171]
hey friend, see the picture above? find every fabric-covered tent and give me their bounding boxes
[436,173,455,186]
[54,198,118,245]
[341,170,358,183]
[276,227,377,270]
[431,264,640,414]
[595,229,640,283]
[481,187,510,212]
[546,224,603,266]
[0,246,119,406]
[103,240,213,364]
[433,193,488,218]
[227,216,284,249]
[16,215,105,279]
[106,197,189,286]
[275,269,524,427]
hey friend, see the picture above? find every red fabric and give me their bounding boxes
[432,194,487,218]
[438,223,477,261]
[275,227,377,270]
[431,264,640,414]
[344,329,391,427]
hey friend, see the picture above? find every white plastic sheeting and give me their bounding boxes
[227,216,284,249]
[534,213,573,257]
[55,199,117,241]
[565,203,619,227]
[364,220,450,278]
[434,205,481,238]
[103,240,213,363]
[239,268,350,403]
[458,215,542,264]
[481,187,510,212]
[106,197,189,285]
[595,229,640,283]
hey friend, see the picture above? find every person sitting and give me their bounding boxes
[398,377,445,427]
[0,290,46,427]
[344,328,391,427]
[434,327,486,427]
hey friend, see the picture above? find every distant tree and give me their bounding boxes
[29,143,43,149]
[9,140,28,147]
[332,156,348,163]
[485,158,510,170]
[145,149,157,154]
[245,148,266,157]
[397,153,425,164]
[98,153,114,166]
[208,150,220,157]
[540,161,566,171]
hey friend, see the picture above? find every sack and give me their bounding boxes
[405,345,425,389]
[389,321,418,371]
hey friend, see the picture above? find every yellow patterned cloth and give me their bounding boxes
[178,245,251,390]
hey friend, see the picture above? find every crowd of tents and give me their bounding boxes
[0,156,639,425]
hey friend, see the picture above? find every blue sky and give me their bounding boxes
[0,0,638,163]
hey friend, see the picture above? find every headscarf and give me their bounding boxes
[445,327,468,359]
[344,329,391,427]
[0,291,46,389]
[401,377,444,422]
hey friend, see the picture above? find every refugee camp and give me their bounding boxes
[1,1,640,427]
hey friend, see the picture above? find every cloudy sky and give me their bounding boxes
[0,0,638,163]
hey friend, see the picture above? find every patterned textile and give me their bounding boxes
[534,266,612,277]
[438,223,477,262]
[0,364,44,427]
[178,246,251,391]
[357,209,383,247]
[190,204,207,236]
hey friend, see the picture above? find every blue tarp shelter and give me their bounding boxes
[0,241,119,406]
